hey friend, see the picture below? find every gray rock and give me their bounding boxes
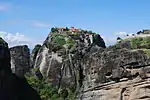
[34,31,106,90]
[31,29,150,100]
[10,45,30,78]
[78,44,150,100]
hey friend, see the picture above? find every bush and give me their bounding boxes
[52,34,66,46]
[143,49,150,56]
[129,37,150,49]
[25,75,59,100]
[51,27,58,33]
[33,44,41,51]
[117,37,122,40]
[25,72,76,100]
[66,38,76,48]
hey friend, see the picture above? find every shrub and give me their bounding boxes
[25,72,77,100]
[59,88,68,99]
[52,34,66,46]
[128,37,150,49]
[117,37,122,40]
[25,75,59,100]
[51,27,58,32]
[51,94,60,100]
[143,49,150,56]
[66,38,76,48]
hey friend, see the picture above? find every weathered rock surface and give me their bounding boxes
[77,45,150,100]
[0,37,41,100]
[78,78,150,100]
[10,45,30,78]
[33,29,150,100]
[115,40,132,49]
[34,31,105,89]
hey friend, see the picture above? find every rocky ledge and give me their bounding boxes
[78,46,150,100]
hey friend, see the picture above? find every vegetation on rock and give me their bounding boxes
[142,49,150,56]
[122,37,150,49]
[130,37,150,49]
[25,69,76,100]
[27,27,106,100]
[52,34,67,46]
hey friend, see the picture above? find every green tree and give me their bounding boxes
[51,27,58,32]
[88,31,93,34]
[25,74,59,100]
[59,88,68,100]
[117,37,121,40]
[65,27,69,31]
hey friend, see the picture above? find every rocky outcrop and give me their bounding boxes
[0,37,41,100]
[33,29,150,100]
[137,29,150,34]
[34,30,106,90]
[115,40,132,49]
[10,45,30,78]
[78,78,150,100]
[77,45,150,100]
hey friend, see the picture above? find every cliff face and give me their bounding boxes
[32,29,150,100]
[10,45,30,78]
[0,38,41,100]
[34,30,105,90]
[78,46,150,100]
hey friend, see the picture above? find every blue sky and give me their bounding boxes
[0,0,150,48]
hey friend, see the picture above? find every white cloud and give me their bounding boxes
[102,36,117,46]
[114,32,127,36]
[0,31,43,48]
[32,21,51,28]
[103,31,134,46]
[114,32,134,37]
[0,3,12,12]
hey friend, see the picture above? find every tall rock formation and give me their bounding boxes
[10,45,30,78]
[33,28,150,100]
[0,37,41,100]
[34,28,105,90]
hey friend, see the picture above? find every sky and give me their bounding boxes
[0,0,150,48]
